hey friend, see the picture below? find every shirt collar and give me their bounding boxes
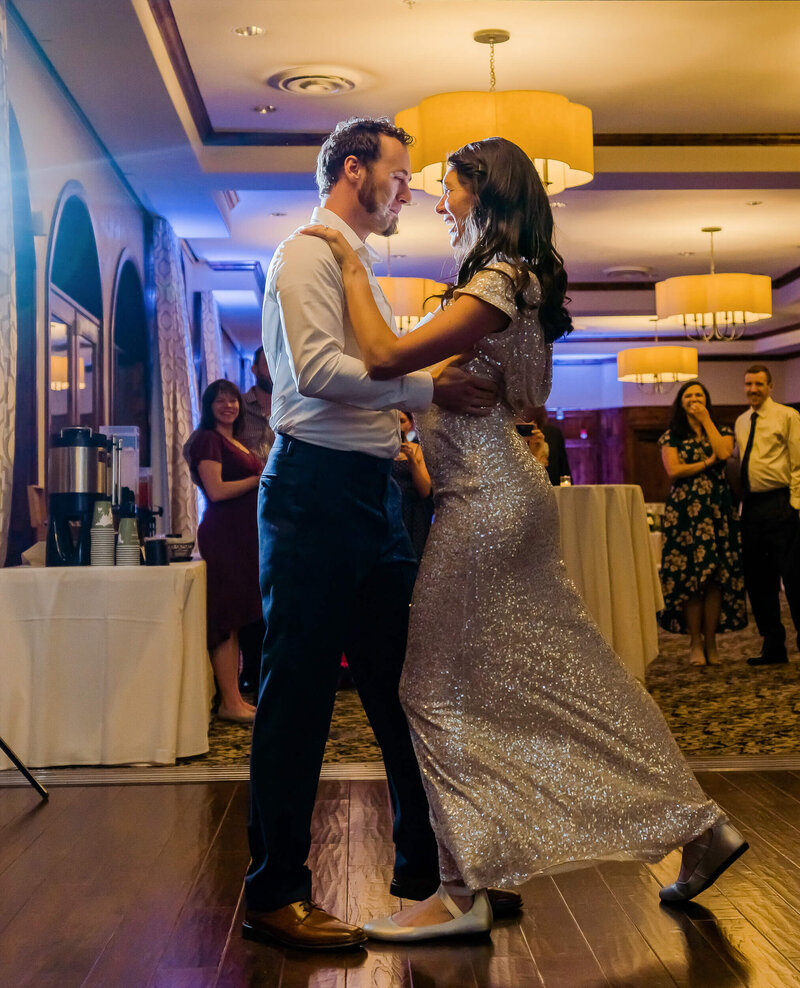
[754,396,775,416]
[311,205,382,266]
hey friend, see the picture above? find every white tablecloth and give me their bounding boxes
[0,561,213,769]
[554,485,664,681]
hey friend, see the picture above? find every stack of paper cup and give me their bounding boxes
[116,516,142,566]
[90,500,116,566]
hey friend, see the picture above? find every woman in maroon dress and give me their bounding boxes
[186,380,264,723]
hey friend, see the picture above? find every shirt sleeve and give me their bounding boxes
[657,430,672,448]
[273,235,433,412]
[787,408,800,509]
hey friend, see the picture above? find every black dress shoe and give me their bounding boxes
[389,877,522,918]
[747,652,788,666]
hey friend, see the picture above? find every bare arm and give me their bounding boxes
[690,403,734,459]
[301,225,509,379]
[400,441,432,498]
[661,445,717,481]
[197,460,259,502]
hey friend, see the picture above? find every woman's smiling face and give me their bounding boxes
[435,166,476,247]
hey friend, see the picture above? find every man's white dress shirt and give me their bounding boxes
[262,206,433,458]
[735,395,800,509]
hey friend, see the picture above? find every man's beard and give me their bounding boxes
[358,172,398,236]
[256,375,273,394]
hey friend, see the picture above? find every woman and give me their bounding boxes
[659,382,747,665]
[186,380,264,723]
[302,137,747,941]
[392,411,434,560]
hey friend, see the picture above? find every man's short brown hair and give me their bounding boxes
[745,363,772,384]
[316,117,413,196]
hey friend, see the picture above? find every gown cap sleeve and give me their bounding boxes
[452,262,520,321]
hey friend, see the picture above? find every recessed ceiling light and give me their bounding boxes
[270,211,287,217]
[234,25,265,37]
[550,201,566,208]
[745,200,763,206]
[254,105,277,114]
[679,251,695,256]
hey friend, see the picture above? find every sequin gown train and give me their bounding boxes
[401,264,723,890]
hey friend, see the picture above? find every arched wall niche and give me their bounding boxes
[44,182,104,442]
[110,250,150,467]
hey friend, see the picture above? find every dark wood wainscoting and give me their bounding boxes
[549,406,743,501]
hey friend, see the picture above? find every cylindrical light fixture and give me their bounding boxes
[378,277,446,333]
[655,273,772,334]
[397,90,594,197]
[655,228,772,341]
[617,346,698,386]
[396,31,593,197]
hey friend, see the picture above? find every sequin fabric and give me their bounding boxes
[401,264,723,890]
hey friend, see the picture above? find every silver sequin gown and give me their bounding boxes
[401,264,723,890]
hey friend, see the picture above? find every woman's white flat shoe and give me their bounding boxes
[659,821,749,903]
[363,887,492,942]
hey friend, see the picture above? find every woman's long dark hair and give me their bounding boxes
[668,381,718,444]
[199,379,245,434]
[440,137,572,343]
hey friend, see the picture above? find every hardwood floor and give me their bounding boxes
[1,772,800,987]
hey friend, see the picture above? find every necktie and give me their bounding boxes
[740,411,758,493]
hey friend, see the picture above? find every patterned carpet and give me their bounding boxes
[646,600,800,756]
[182,601,800,766]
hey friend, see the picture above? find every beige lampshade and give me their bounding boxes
[377,277,445,317]
[396,90,594,196]
[617,346,698,385]
[655,273,772,328]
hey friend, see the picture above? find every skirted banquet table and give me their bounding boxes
[553,484,664,681]
[0,560,213,770]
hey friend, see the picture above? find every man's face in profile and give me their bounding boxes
[357,136,412,237]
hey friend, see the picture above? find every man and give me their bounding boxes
[243,117,500,951]
[735,364,800,667]
[239,346,276,462]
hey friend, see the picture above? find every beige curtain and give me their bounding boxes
[151,217,198,537]
[0,0,17,567]
[199,289,224,390]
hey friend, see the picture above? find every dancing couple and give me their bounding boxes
[243,116,748,951]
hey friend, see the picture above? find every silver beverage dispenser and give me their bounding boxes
[46,427,113,566]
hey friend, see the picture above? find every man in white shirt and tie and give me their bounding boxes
[735,364,800,667]
[243,117,500,950]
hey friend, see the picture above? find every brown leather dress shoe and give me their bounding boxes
[242,899,367,951]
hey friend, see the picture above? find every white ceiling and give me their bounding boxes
[13,0,800,356]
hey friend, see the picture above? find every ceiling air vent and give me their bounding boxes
[267,65,361,96]
[602,265,655,281]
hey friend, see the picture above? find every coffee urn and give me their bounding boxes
[46,427,114,566]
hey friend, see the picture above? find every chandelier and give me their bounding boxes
[618,317,698,393]
[617,345,698,392]
[396,30,594,197]
[655,227,772,342]
[378,277,445,334]
[377,240,444,334]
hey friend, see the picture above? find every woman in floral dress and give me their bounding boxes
[659,381,747,665]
